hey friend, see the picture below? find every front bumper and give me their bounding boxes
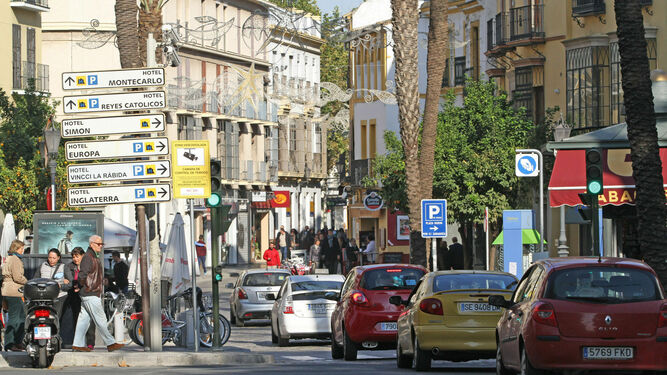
[415,325,496,352]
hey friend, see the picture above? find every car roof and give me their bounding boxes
[288,274,345,283]
[354,263,427,273]
[536,257,656,273]
[243,268,291,276]
[427,270,517,278]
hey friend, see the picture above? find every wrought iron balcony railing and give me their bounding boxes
[509,4,544,41]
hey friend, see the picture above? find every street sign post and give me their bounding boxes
[63,91,166,114]
[65,137,169,161]
[62,68,164,90]
[68,184,171,206]
[515,149,544,253]
[67,160,171,184]
[171,140,211,199]
[61,114,165,138]
[421,199,447,238]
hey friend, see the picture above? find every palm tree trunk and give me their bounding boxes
[115,0,140,68]
[391,0,424,266]
[614,0,667,288]
[420,0,448,267]
[139,0,164,66]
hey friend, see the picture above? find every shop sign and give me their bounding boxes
[363,192,384,211]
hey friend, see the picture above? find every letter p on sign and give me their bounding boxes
[429,205,440,219]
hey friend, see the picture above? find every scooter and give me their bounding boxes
[21,278,62,368]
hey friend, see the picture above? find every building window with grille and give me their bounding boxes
[610,39,657,124]
[289,122,297,151]
[513,67,533,119]
[12,25,21,90]
[454,57,466,86]
[566,45,610,130]
[177,114,196,140]
[442,58,450,88]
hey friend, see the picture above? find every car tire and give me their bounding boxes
[496,343,512,375]
[331,335,344,359]
[396,338,412,369]
[521,345,544,375]
[413,335,431,372]
[230,306,237,325]
[277,324,289,347]
[271,320,278,344]
[343,328,357,361]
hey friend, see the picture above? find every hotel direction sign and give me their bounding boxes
[65,137,169,161]
[62,68,165,90]
[68,184,171,207]
[63,91,166,114]
[61,114,165,138]
[67,160,171,184]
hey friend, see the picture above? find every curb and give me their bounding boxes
[1,352,274,368]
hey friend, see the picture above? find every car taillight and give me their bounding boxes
[659,304,667,328]
[532,302,558,327]
[35,309,50,318]
[284,306,294,314]
[238,288,248,300]
[350,290,369,306]
[419,298,443,315]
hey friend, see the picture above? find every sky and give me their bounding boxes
[318,0,364,16]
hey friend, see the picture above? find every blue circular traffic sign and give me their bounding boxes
[516,155,538,176]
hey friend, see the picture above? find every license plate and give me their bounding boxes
[34,326,51,340]
[257,292,267,299]
[308,303,327,314]
[379,322,397,331]
[583,346,634,360]
[458,302,500,313]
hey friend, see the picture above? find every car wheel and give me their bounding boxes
[496,343,512,375]
[277,323,289,347]
[521,345,543,375]
[229,306,237,325]
[396,338,412,369]
[413,335,431,372]
[343,328,357,361]
[331,334,344,359]
[271,320,278,344]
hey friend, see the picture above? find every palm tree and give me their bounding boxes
[391,0,424,265]
[115,0,140,68]
[419,0,448,268]
[614,0,667,287]
[139,0,167,65]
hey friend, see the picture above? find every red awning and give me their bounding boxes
[548,148,667,207]
[251,201,272,209]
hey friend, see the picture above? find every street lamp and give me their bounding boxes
[43,118,61,211]
[553,113,571,257]
[336,154,346,182]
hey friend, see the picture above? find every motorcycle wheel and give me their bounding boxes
[38,346,47,368]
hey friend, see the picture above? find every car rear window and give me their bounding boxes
[243,273,289,287]
[433,274,518,292]
[291,280,343,291]
[544,267,661,304]
[360,268,424,291]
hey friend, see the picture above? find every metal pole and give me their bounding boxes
[485,207,490,270]
[591,198,600,256]
[211,206,221,348]
[432,239,437,271]
[189,199,199,351]
[557,205,569,257]
[49,159,56,211]
[138,205,151,351]
[516,149,544,253]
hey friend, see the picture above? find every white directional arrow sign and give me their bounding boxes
[63,91,165,114]
[62,68,164,90]
[67,160,171,184]
[61,114,165,138]
[68,184,171,207]
[65,137,169,161]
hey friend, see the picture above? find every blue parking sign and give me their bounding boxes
[134,188,145,199]
[421,199,447,238]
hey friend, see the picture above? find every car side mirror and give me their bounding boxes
[225,283,234,289]
[324,291,340,301]
[489,295,514,309]
[389,295,407,306]
[266,293,276,301]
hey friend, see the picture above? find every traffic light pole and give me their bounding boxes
[210,206,221,348]
[189,199,199,351]
[591,196,600,256]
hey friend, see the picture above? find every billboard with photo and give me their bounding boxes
[32,211,104,255]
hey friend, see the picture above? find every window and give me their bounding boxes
[566,45,610,130]
[243,272,289,287]
[442,58,450,88]
[471,25,480,81]
[12,25,20,89]
[290,280,343,292]
[289,122,296,151]
[360,268,424,291]
[512,266,535,303]
[432,274,518,292]
[314,124,322,154]
[610,39,657,124]
[177,115,195,140]
[224,121,239,180]
[513,67,533,118]
[369,119,376,159]
[454,57,466,86]
[360,120,367,159]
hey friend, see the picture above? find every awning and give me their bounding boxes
[548,148,667,207]
[104,217,135,248]
[251,201,272,209]
[492,229,546,245]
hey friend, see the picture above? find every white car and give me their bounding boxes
[269,274,345,346]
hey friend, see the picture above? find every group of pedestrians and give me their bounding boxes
[0,235,124,352]
[436,237,465,270]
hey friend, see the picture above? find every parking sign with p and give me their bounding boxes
[421,199,447,238]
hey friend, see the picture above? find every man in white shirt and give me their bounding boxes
[363,234,376,263]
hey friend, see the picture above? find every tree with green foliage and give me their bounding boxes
[268,0,320,15]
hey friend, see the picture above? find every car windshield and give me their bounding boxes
[243,273,289,287]
[360,268,424,291]
[433,274,518,292]
[544,267,661,304]
[291,280,343,291]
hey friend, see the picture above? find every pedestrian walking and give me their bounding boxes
[62,247,95,349]
[345,238,359,273]
[195,235,207,274]
[72,235,124,352]
[324,229,341,274]
[363,234,377,264]
[437,240,449,270]
[309,238,321,272]
[2,240,27,351]
[111,251,129,293]
[276,226,289,261]
[263,241,281,268]
[300,226,313,250]
[449,237,464,270]
[38,248,68,316]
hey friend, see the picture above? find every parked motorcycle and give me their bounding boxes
[21,278,62,368]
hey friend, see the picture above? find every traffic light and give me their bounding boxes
[214,264,223,282]
[585,148,603,195]
[206,159,222,207]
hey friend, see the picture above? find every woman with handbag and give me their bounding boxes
[2,240,27,351]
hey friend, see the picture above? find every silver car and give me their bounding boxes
[269,274,345,346]
[229,269,291,327]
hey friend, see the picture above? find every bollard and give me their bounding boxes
[114,313,125,343]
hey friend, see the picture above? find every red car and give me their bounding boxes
[490,257,667,375]
[329,264,426,361]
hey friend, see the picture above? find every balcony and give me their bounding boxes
[351,159,371,186]
[487,18,494,51]
[495,12,508,48]
[14,62,49,93]
[509,4,544,42]
[572,0,605,16]
[10,0,49,12]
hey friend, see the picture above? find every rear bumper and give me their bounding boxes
[416,325,496,352]
[345,310,399,344]
[235,302,273,320]
[282,314,332,337]
[528,335,667,371]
